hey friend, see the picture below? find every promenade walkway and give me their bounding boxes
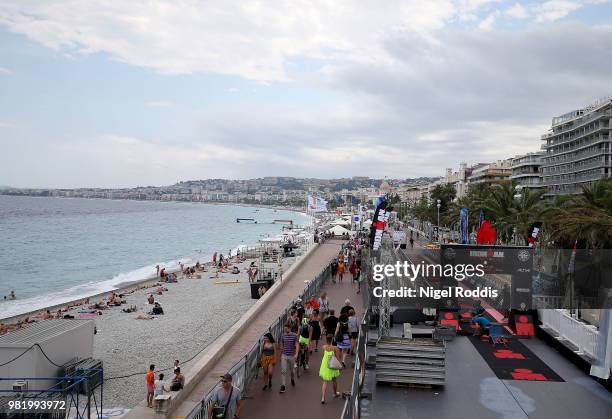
[240,271,364,419]
[166,241,344,419]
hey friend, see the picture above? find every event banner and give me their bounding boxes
[369,247,612,311]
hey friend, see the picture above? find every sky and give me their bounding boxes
[1,0,612,188]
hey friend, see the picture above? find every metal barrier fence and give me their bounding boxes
[185,260,333,419]
[340,310,369,419]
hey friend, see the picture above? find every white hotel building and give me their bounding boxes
[541,97,612,196]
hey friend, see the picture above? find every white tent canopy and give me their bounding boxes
[331,218,350,226]
[327,225,355,236]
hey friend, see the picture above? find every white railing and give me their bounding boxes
[539,309,602,360]
[533,295,564,309]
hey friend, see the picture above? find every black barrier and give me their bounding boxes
[440,244,534,310]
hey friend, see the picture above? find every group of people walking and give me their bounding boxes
[258,289,361,404]
[330,239,364,293]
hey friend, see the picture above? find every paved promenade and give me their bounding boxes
[165,241,344,418]
[240,271,364,419]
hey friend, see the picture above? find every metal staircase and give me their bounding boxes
[375,336,446,386]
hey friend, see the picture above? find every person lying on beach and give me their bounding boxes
[42,310,53,320]
[122,305,137,313]
[136,314,154,320]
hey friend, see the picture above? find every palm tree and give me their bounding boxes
[545,179,612,249]
[482,182,546,244]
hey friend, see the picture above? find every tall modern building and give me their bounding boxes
[541,97,612,196]
[510,152,544,189]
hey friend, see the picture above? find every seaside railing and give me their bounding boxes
[340,310,369,419]
[185,260,333,419]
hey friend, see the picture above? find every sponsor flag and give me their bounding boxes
[527,222,542,247]
[460,207,469,244]
[351,196,360,205]
[315,197,327,212]
[307,195,316,211]
[370,198,388,250]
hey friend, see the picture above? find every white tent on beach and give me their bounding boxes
[327,225,354,236]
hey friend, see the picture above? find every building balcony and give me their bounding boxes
[542,159,609,175]
[543,110,612,140]
[543,138,611,160]
[542,172,608,187]
[543,127,611,151]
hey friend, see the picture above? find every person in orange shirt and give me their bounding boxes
[146,364,155,408]
[337,261,345,283]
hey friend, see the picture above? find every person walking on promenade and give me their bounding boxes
[334,314,352,367]
[309,309,322,353]
[280,323,299,393]
[323,309,338,338]
[337,261,345,283]
[208,373,243,419]
[331,260,338,283]
[213,252,217,264]
[319,335,342,404]
[288,309,300,333]
[340,299,354,316]
[259,333,276,390]
[146,364,155,408]
[348,309,358,355]
[318,292,329,321]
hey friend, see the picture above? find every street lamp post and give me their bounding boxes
[513,185,523,246]
[436,199,441,243]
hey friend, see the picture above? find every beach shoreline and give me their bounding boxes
[0,203,312,324]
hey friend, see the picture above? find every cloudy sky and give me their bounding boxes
[1,0,611,188]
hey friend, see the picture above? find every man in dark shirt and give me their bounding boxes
[292,298,305,321]
[288,310,300,333]
[340,299,354,316]
[323,309,339,336]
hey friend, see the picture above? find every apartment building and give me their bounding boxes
[510,152,544,189]
[541,97,612,196]
[467,160,512,186]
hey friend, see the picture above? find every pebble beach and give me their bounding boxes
[62,256,296,410]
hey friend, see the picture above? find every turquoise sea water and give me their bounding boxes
[0,195,307,318]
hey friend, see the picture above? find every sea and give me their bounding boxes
[0,195,309,319]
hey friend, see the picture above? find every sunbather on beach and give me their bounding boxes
[136,314,154,320]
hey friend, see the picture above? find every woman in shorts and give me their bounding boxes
[259,333,276,390]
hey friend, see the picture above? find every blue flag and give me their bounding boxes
[460,207,469,244]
